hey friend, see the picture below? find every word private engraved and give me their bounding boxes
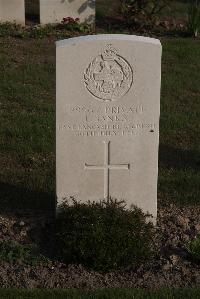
[84,45,133,102]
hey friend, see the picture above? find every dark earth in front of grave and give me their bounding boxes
[0,203,200,289]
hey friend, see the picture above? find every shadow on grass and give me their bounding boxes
[0,181,55,213]
[0,182,56,258]
[0,145,199,212]
[159,145,200,205]
[159,144,200,170]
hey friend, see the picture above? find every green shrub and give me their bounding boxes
[120,0,170,27]
[187,235,200,261]
[0,22,22,37]
[187,0,200,37]
[56,199,154,272]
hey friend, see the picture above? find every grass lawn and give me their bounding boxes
[159,38,200,205]
[0,0,199,295]
[0,38,55,211]
[0,288,200,299]
[0,37,199,211]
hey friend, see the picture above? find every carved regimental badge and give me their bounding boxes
[84,45,133,101]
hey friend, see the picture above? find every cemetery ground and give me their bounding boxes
[0,35,200,292]
[0,1,200,298]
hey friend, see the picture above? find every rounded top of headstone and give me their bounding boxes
[56,34,161,48]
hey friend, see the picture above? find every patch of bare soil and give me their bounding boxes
[0,203,200,289]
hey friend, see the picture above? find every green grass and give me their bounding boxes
[187,235,200,261]
[0,38,55,210]
[0,288,200,299]
[0,37,199,211]
[159,38,200,205]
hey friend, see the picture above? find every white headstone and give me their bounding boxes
[56,35,161,220]
[0,0,25,25]
[40,0,95,25]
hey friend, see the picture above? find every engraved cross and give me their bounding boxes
[84,141,130,199]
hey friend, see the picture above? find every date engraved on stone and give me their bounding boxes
[84,44,133,102]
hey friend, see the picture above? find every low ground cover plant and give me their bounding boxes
[0,241,43,265]
[187,0,200,37]
[56,199,154,272]
[61,17,90,32]
[0,20,92,39]
[187,235,200,261]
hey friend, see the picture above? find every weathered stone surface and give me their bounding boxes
[40,0,95,25]
[0,0,25,25]
[56,35,161,219]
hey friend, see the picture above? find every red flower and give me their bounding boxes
[62,16,79,24]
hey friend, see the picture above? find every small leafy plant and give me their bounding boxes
[56,199,154,272]
[120,0,170,27]
[187,0,200,37]
[0,22,22,37]
[61,17,90,32]
[0,241,44,265]
[187,235,200,261]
